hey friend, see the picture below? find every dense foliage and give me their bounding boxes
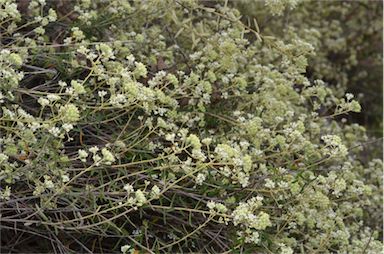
[0,0,382,253]
[236,0,383,138]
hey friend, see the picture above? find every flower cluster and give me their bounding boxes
[0,1,381,253]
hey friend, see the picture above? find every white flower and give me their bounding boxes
[345,93,354,100]
[279,244,294,254]
[110,94,127,106]
[135,190,147,207]
[71,80,86,95]
[62,123,73,132]
[58,81,67,87]
[191,149,206,161]
[47,8,57,22]
[38,97,50,107]
[333,178,347,196]
[44,179,54,189]
[30,122,41,131]
[59,104,80,123]
[165,133,176,142]
[250,211,271,230]
[202,138,212,146]
[123,184,134,192]
[97,43,114,59]
[209,202,228,213]
[150,185,161,198]
[78,149,88,162]
[244,231,260,244]
[0,186,11,201]
[61,175,70,182]
[321,135,348,157]
[0,153,9,164]
[238,172,249,187]
[232,196,269,230]
[47,94,60,101]
[196,173,206,185]
[134,62,147,78]
[120,244,131,254]
[207,201,216,210]
[265,179,275,188]
[9,53,22,66]
[92,154,102,165]
[89,146,99,153]
[98,90,107,98]
[48,127,60,137]
[101,148,115,164]
[34,26,45,35]
[71,27,85,41]
[126,54,135,64]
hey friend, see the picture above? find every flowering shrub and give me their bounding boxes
[236,0,383,136]
[0,0,382,253]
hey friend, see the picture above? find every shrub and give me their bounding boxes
[0,0,382,253]
[236,0,383,137]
